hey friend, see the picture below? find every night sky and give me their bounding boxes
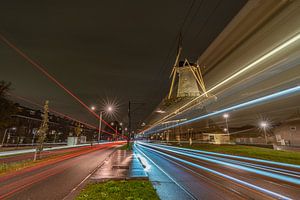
[0,0,246,129]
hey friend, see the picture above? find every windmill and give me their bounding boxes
[167,44,208,99]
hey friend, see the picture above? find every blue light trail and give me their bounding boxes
[149,143,300,169]
[139,142,300,185]
[145,85,300,134]
[136,143,293,200]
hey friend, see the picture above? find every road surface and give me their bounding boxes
[0,142,124,200]
[0,144,105,164]
[135,142,300,200]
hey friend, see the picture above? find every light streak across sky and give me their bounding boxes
[145,32,300,132]
[0,33,120,135]
[10,93,122,137]
[145,85,300,134]
[11,93,97,129]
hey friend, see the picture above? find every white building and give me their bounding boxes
[274,118,300,147]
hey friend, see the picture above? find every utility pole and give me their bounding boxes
[115,122,118,141]
[127,101,131,146]
[98,111,103,143]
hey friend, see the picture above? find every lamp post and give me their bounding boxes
[260,121,268,144]
[119,122,123,139]
[1,128,8,148]
[91,105,114,143]
[223,113,230,135]
[98,111,103,143]
[115,123,118,141]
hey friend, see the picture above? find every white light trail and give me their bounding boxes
[145,32,300,133]
[146,85,300,134]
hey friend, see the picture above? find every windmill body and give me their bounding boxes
[177,61,202,98]
[168,59,207,100]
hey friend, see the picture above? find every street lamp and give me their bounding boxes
[223,113,230,135]
[1,127,17,148]
[1,128,8,148]
[260,121,268,144]
[91,105,114,143]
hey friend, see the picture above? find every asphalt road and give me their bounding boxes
[0,144,101,164]
[0,142,124,200]
[135,142,300,200]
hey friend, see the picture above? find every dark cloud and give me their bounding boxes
[0,0,246,129]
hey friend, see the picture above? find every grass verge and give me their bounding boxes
[76,180,159,200]
[0,148,87,175]
[119,142,133,151]
[171,143,300,165]
[0,156,59,175]
[0,159,34,175]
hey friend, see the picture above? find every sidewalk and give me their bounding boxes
[64,149,148,200]
[90,149,147,181]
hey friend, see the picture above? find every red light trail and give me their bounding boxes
[0,33,120,136]
[0,142,125,199]
[11,93,96,129]
[9,93,127,138]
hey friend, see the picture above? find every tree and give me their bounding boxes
[34,100,49,161]
[0,81,17,130]
[74,122,82,144]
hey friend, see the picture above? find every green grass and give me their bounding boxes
[76,180,159,200]
[173,143,300,165]
[119,142,133,151]
[0,159,34,174]
[0,149,85,175]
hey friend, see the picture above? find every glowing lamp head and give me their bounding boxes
[260,121,268,128]
[107,106,113,112]
[91,106,96,111]
[223,113,229,118]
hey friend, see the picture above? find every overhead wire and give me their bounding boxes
[192,0,222,50]
[9,93,119,136]
[146,0,223,130]
[153,0,196,100]
[0,33,121,136]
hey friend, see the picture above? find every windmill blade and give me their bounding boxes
[168,33,182,99]
[195,67,206,90]
[196,65,206,89]
[169,66,176,78]
[168,68,177,99]
[174,46,182,67]
[196,65,208,96]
